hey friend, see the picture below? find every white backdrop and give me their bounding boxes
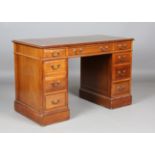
[0,22,155,80]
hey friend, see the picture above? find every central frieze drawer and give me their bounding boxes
[68,43,113,56]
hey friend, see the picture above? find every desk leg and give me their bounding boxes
[79,54,132,109]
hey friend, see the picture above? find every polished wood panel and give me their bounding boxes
[14,54,43,112]
[14,44,43,59]
[13,35,133,125]
[80,54,112,96]
[15,100,70,125]
[80,88,132,109]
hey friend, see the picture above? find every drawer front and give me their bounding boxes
[44,59,66,75]
[114,41,132,51]
[44,77,66,92]
[44,48,66,58]
[113,65,131,81]
[114,52,131,64]
[112,81,130,97]
[68,43,113,56]
[45,92,66,109]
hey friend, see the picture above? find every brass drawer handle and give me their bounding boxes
[51,64,61,70]
[51,81,61,87]
[122,70,126,73]
[52,52,60,57]
[79,48,83,52]
[100,46,109,52]
[117,70,122,75]
[117,70,127,75]
[73,48,83,55]
[118,55,127,60]
[51,99,60,105]
[73,48,77,52]
[73,48,78,55]
[79,48,83,54]
[117,85,125,91]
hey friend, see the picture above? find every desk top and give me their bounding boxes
[13,35,133,48]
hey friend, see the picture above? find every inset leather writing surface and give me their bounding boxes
[13,35,133,48]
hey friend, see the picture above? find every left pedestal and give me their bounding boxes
[14,43,69,125]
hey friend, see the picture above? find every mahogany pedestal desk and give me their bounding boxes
[13,35,134,125]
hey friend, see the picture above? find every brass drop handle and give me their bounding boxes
[52,52,60,57]
[122,70,126,73]
[73,48,77,52]
[100,46,109,51]
[51,81,60,87]
[118,55,127,61]
[105,45,109,49]
[79,48,83,53]
[51,99,60,105]
[118,56,122,59]
[73,48,83,55]
[51,64,61,70]
[117,85,125,91]
[73,48,78,55]
[117,70,126,75]
[117,70,122,75]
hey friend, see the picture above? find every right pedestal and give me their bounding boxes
[80,52,132,109]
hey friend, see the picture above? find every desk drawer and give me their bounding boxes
[114,52,131,64]
[44,48,66,59]
[45,92,66,109]
[114,41,132,51]
[44,76,66,92]
[68,43,113,56]
[113,64,131,81]
[112,81,130,97]
[44,59,67,75]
